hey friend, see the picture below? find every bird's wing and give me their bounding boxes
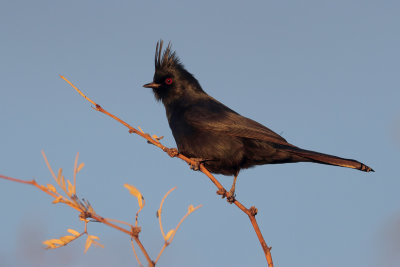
[185,99,294,147]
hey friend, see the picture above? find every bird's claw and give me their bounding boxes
[164,147,179,158]
[188,158,205,171]
[225,190,236,203]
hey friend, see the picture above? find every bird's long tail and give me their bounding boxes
[282,146,374,172]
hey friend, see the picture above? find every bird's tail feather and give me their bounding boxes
[282,146,374,172]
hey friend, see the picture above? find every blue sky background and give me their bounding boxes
[1,1,399,266]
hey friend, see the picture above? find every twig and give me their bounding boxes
[130,239,144,267]
[60,75,274,266]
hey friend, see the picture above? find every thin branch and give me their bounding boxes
[133,236,154,267]
[157,187,176,239]
[154,204,202,264]
[104,218,133,227]
[41,150,58,182]
[0,172,156,265]
[169,204,202,244]
[60,75,274,266]
[130,239,144,267]
[73,152,79,188]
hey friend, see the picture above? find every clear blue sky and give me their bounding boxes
[1,1,399,266]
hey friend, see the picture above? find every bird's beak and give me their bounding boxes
[143,82,161,89]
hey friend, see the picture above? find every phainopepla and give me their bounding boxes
[143,40,373,201]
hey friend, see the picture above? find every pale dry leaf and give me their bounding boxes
[47,184,57,193]
[67,180,75,196]
[45,239,64,245]
[124,184,144,209]
[57,168,62,184]
[60,175,66,192]
[188,204,194,214]
[91,240,104,248]
[165,229,175,242]
[84,237,93,253]
[59,235,75,243]
[77,162,85,172]
[67,229,80,236]
[52,196,63,204]
[88,235,99,240]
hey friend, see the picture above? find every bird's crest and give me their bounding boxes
[155,40,182,71]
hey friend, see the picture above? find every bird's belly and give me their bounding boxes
[173,129,245,176]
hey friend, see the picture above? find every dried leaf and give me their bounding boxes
[43,240,58,249]
[47,184,57,193]
[84,237,93,253]
[165,229,175,241]
[52,196,63,204]
[60,175,66,192]
[57,168,62,184]
[60,235,75,243]
[88,235,99,240]
[46,239,64,245]
[67,180,75,196]
[67,229,80,236]
[91,240,104,248]
[42,240,55,247]
[188,204,194,214]
[42,239,65,249]
[77,162,85,173]
[124,184,144,209]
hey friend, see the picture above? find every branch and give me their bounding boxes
[60,75,274,266]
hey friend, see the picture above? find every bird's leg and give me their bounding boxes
[188,158,207,171]
[226,174,238,203]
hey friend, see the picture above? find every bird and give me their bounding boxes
[143,40,374,201]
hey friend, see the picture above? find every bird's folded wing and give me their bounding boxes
[185,103,294,147]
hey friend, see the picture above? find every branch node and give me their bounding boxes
[130,226,141,238]
[216,188,227,198]
[79,211,91,222]
[249,206,258,216]
[163,147,179,158]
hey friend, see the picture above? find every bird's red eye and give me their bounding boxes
[165,78,173,85]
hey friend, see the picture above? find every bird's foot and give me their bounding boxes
[164,147,179,158]
[188,158,205,171]
[216,188,235,203]
[225,188,236,204]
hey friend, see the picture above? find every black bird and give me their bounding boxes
[143,40,374,201]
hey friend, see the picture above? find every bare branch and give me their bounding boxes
[60,75,274,266]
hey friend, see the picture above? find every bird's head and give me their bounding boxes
[143,40,204,105]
